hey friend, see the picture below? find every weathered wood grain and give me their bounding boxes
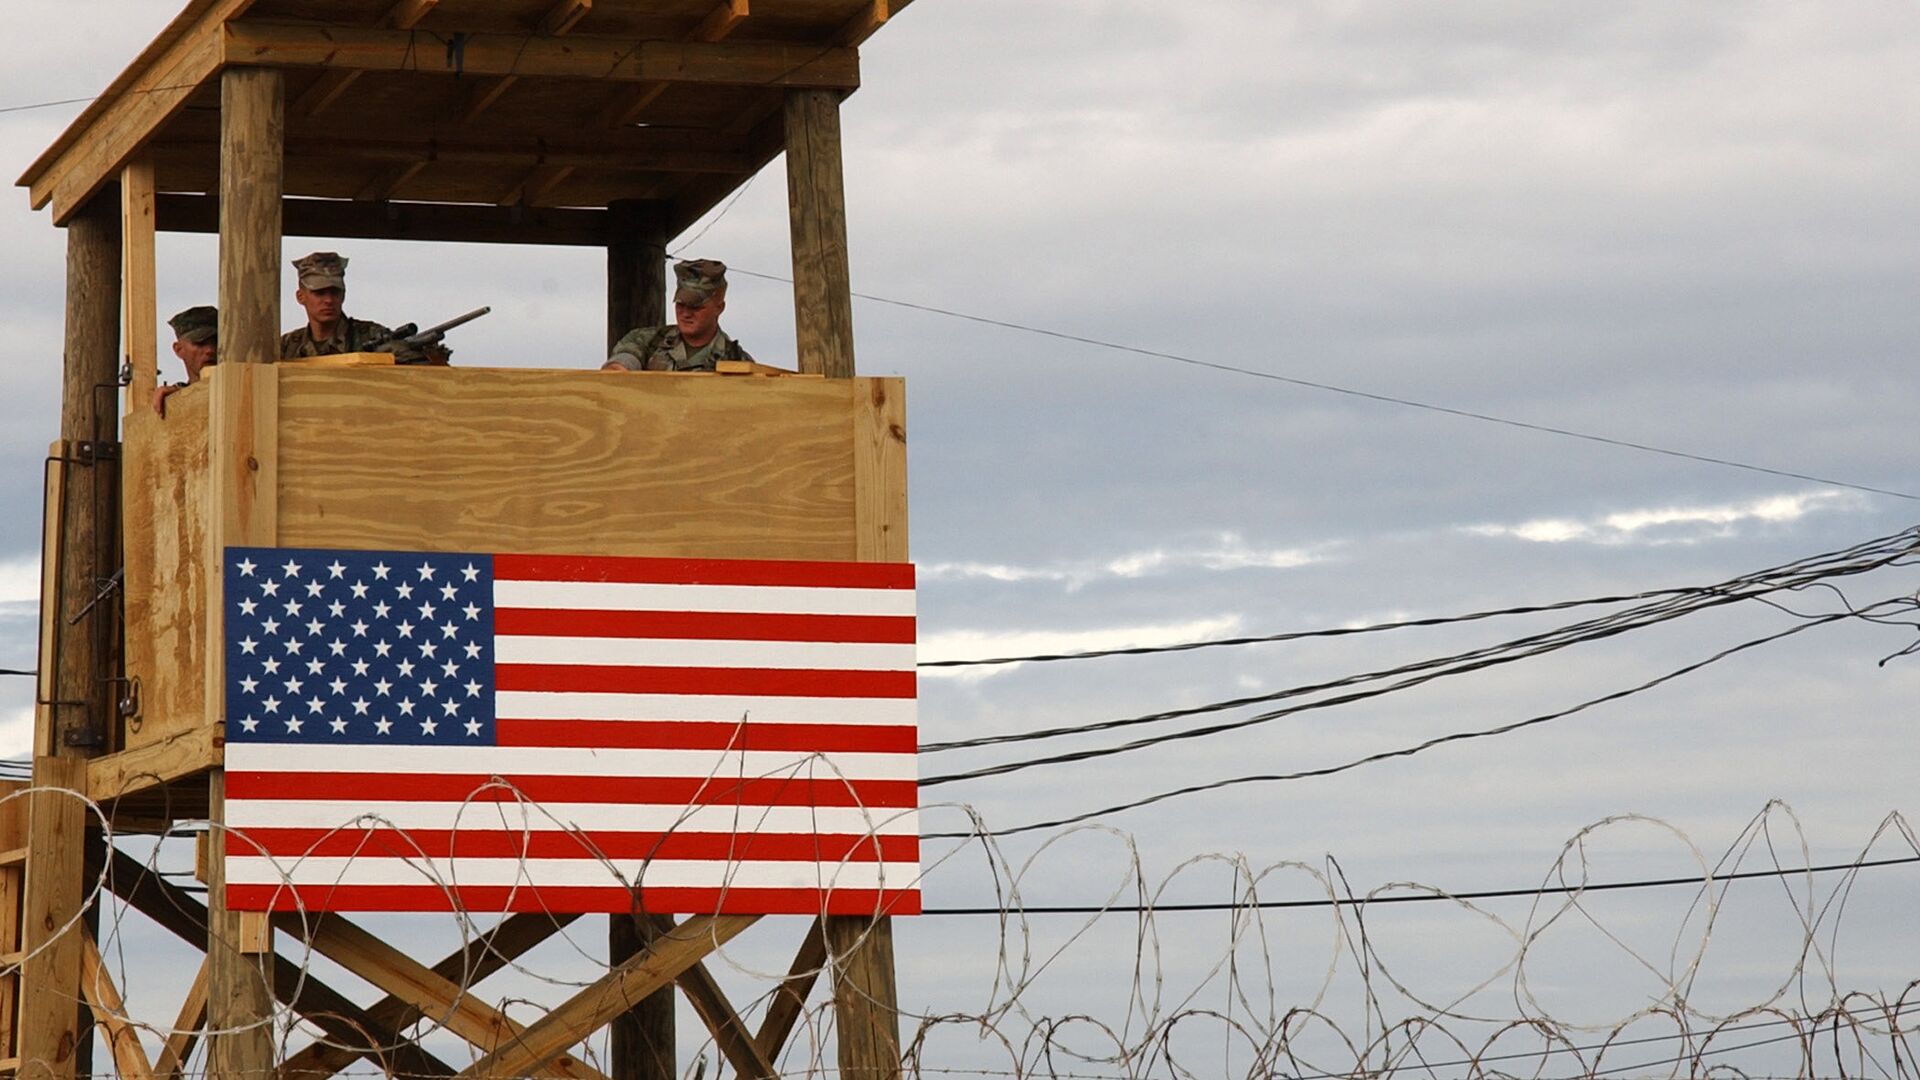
[274,368,862,559]
[785,89,857,378]
[217,67,284,367]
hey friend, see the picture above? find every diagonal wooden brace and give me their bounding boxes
[276,911,609,1080]
[631,915,776,1080]
[78,933,159,1080]
[279,910,579,1080]
[458,913,760,1079]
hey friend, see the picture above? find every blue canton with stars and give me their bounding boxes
[224,548,498,745]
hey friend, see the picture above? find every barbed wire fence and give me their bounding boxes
[5,788,1913,1080]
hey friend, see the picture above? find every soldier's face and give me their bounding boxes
[675,294,725,345]
[297,285,345,324]
[172,337,216,381]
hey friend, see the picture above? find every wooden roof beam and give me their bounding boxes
[540,0,592,36]
[223,22,857,88]
[291,0,439,119]
[837,0,891,46]
[18,0,259,222]
[599,0,750,129]
[156,194,619,246]
[461,0,592,125]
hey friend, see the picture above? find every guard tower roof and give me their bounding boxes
[18,0,906,241]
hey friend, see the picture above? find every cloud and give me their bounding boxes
[920,615,1245,682]
[921,533,1322,589]
[1461,490,1863,546]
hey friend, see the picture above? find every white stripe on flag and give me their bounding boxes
[224,802,921,835]
[493,636,916,671]
[494,579,917,616]
[493,691,917,725]
[229,744,916,780]
[226,856,924,890]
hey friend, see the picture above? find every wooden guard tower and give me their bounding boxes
[11,0,914,1077]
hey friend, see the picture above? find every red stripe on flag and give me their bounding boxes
[495,554,914,590]
[226,772,919,808]
[229,883,923,916]
[231,827,919,862]
[493,608,916,644]
[494,664,917,699]
[495,718,920,754]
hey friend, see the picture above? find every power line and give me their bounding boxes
[920,526,1918,761]
[918,587,1697,669]
[928,605,1895,838]
[921,854,1920,915]
[724,266,1920,503]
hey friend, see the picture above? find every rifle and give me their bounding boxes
[365,306,492,363]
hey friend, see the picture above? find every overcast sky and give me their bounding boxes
[1,2,1917,1075]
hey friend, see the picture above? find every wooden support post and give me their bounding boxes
[50,196,121,754]
[610,915,675,1080]
[121,155,158,413]
[205,773,274,1080]
[606,199,668,354]
[217,67,284,366]
[784,89,856,377]
[18,758,89,1080]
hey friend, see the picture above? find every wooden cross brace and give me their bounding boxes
[95,839,838,1080]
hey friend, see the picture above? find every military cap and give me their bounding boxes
[167,305,218,344]
[673,259,730,307]
[292,251,349,291]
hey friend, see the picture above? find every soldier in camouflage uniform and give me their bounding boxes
[279,252,395,359]
[603,259,754,372]
[152,305,218,417]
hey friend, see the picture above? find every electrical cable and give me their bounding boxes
[929,604,1897,838]
[920,526,1919,762]
[920,854,1920,915]
[724,266,1920,503]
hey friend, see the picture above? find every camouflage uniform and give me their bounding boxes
[279,318,396,359]
[606,325,753,372]
[605,258,753,372]
[280,251,394,359]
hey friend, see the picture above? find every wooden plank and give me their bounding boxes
[274,368,864,560]
[754,918,826,1065]
[671,952,776,1080]
[836,0,890,46]
[854,377,909,562]
[122,156,160,414]
[0,783,28,1063]
[18,756,89,1080]
[151,958,209,1080]
[352,161,428,202]
[500,164,577,207]
[290,70,362,119]
[276,913,609,1080]
[217,66,284,367]
[21,0,256,223]
[600,0,749,127]
[385,0,438,27]
[540,0,593,36]
[224,23,859,89]
[280,911,577,1080]
[785,89,857,378]
[78,934,159,1080]
[694,0,751,42]
[119,391,212,753]
[32,446,65,760]
[86,726,219,803]
[97,845,456,1078]
[456,914,760,1080]
[158,193,614,246]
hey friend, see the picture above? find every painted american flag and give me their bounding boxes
[220,546,921,916]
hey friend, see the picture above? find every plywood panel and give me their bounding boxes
[275,368,864,558]
[120,392,213,752]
